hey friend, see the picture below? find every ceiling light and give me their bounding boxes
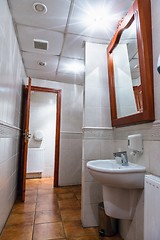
[83,6,110,31]
[33,3,47,14]
[65,62,85,74]
[38,61,47,66]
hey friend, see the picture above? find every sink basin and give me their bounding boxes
[87,159,146,219]
[87,159,146,189]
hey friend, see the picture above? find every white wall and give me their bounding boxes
[0,0,25,233]
[82,4,160,239]
[115,1,160,239]
[82,42,113,227]
[26,79,83,186]
[28,92,56,177]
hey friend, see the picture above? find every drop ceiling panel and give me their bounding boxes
[68,0,133,40]
[8,0,71,31]
[26,69,56,81]
[7,0,134,85]
[62,33,108,59]
[17,25,63,55]
[22,52,59,72]
[58,57,84,74]
[56,72,84,85]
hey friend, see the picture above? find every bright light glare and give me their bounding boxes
[83,7,110,31]
[65,62,85,74]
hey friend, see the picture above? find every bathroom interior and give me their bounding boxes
[0,0,160,239]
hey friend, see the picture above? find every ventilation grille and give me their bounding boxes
[34,39,48,50]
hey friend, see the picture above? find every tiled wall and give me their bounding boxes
[26,78,83,186]
[28,92,57,177]
[113,123,160,240]
[82,42,112,227]
[82,3,160,238]
[115,0,160,239]
[0,0,25,233]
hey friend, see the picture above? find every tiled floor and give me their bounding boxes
[0,178,123,240]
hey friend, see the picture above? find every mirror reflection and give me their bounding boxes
[112,20,142,118]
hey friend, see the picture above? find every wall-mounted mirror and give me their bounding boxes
[107,0,154,127]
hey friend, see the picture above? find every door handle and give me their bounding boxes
[23,131,31,142]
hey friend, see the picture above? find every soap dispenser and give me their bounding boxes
[128,134,143,153]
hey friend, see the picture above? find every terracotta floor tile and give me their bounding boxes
[0,179,123,240]
[38,184,53,190]
[103,234,123,240]
[37,193,57,203]
[54,187,73,194]
[61,209,81,222]
[35,210,61,224]
[58,199,81,210]
[68,185,81,193]
[38,177,53,184]
[6,212,35,226]
[25,195,37,203]
[12,202,36,214]
[56,192,76,200]
[38,188,55,195]
[33,222,65,240]
[25,190,38,197]
[0,224,33,240]
[63,220,98,238]
[26,181,39,190]
[36,201,59,211]
[38,179,53,189]
[68,236,99,240]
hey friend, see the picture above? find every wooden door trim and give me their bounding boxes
[22,77,32,201]
[26,85,61,187]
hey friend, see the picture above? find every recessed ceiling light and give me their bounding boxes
[33,3,47,14]
[38,61,47,67]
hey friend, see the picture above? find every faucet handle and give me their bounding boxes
[113,151,128,166]
[121,153,128,166]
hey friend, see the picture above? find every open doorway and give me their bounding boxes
[20,83,61,201]
[26,90,57,180]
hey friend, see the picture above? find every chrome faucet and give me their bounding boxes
[113,151,128,166]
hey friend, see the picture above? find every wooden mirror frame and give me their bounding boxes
[107,0,154,127]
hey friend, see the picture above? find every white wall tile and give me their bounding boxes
[81,203,99,227]
[100,140,114,159]
[0,0,24,233]
[83,139,101,160]
[84,182,103,204]
[84,107,101,127]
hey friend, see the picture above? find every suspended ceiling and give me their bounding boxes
[8,0,134,85]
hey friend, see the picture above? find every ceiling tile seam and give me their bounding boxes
[25,67,56,72]
[21,50,59,57]
[12,19,111,41]
[55,0,76,76]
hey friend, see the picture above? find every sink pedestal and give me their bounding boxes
[103,186,142,219]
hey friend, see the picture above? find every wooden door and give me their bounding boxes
[21,77,31,201]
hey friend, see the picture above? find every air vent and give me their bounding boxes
[34,39,48,50]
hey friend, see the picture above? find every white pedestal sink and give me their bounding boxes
[87,160,146,219]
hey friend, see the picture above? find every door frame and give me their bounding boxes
[26,85,62,187]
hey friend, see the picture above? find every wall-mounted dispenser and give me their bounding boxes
[33,130,44,141]
[128,134,143,153]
